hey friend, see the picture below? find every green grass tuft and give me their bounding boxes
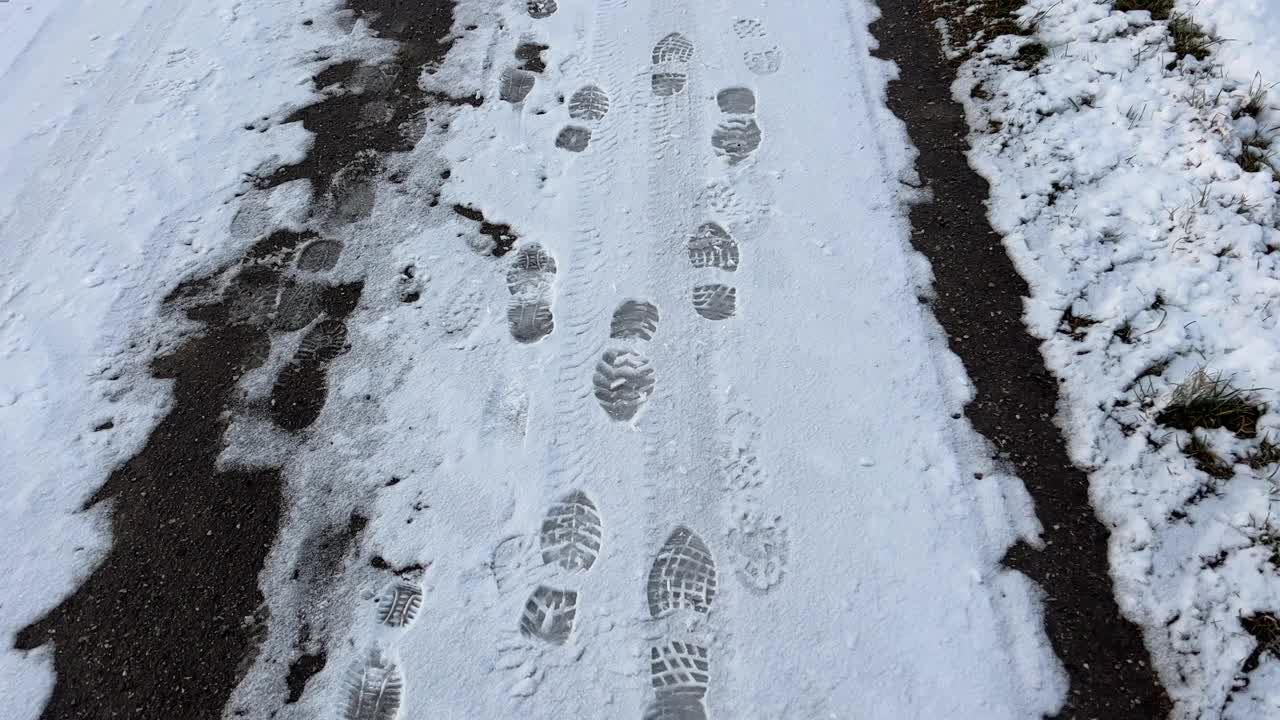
[1155,369,1265,438]
[1168,14,1216,63]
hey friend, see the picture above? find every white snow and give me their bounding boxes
[1186,0,1280,98]
[949,0,1280,717]
[0,0,343,716]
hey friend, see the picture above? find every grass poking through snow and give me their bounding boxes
[1155,369,1265,438]
[1238,134,1276,176]
[1236,75,1273,119]
[929,0,1030,53]
[1182,433,1235,480]
[1115,0,1175,20]
[1246,516,1280,566]
[1242,613,1280,673]
[1245,436,1280,472]
[1167,13,1216,63]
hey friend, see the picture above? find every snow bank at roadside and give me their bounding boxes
[0,0,339,716]
[946,1,1280,717]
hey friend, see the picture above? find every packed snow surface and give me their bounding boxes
[239,0,1064,716]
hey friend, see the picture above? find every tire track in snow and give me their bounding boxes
[869,2,1172,717]
[538,0,630,533]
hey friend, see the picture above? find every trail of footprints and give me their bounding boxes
[722,408,789,593]
[496,30,614,156]
[489,492,604,696]
[651,33,694,97]
[500,40,549,105]
[339,572,426,720]
[687,219,739,322]
[484,18,789,719]
[224,159,375,433]
[491,492,721,717]
[506,243,557,343]
[519,491,602,645]
[271,317,352,430]
[731,18,782,76]
[710,87,761,166]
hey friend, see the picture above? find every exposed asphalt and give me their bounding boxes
[870,1,1173,717]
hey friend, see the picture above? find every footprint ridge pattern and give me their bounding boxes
[376,580,425,628]
[610,300,661,340]
[651,33,694,97]
[341,648,403,720]
[519,585,578,645]
[540,490,604,572]
[647,527,718,618]
[595,300,660,421]
[507,243,557,344]
[687,223,739,272]
[568,84,611,121]
[692,284,737,321]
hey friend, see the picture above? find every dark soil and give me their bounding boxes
[452,203,519,256]
[870,2,1174,717]
[284,651,327,704]
[13,1,457,719]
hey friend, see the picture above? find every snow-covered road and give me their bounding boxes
[6,0,1224,717]
[338,0,1062,716]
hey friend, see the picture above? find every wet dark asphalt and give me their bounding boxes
[871,1,1172,717]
